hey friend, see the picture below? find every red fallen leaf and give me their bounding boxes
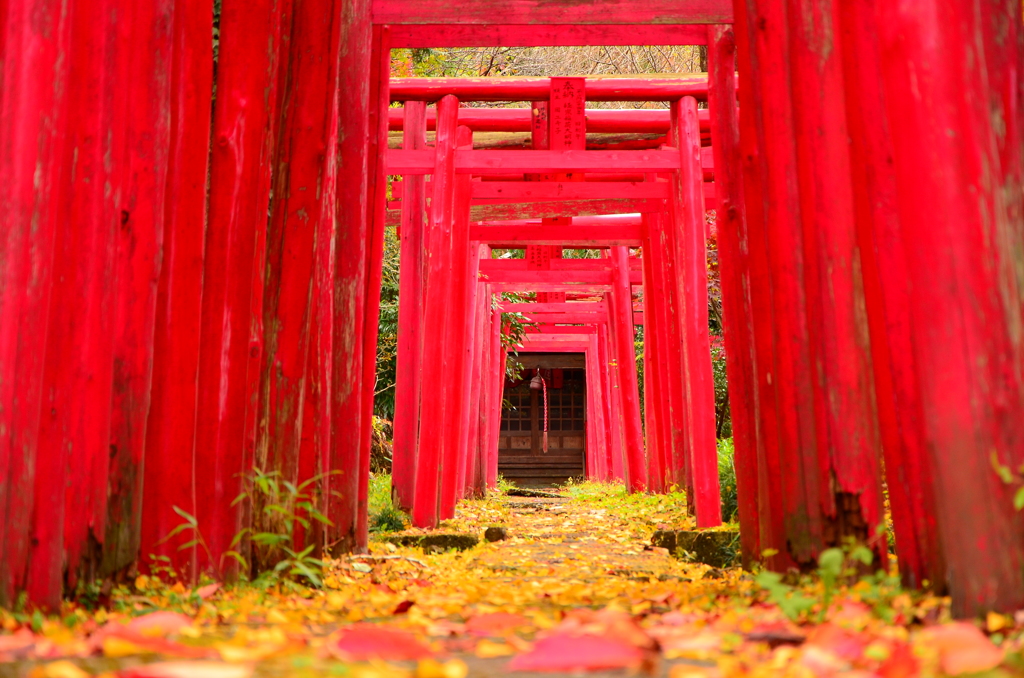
[409,579,433,588]
[558,609,655,651]
[192,583,221,600]
[0,629,37,660]
[328,625,433,661]
[375,583,394,594]
[878,642,920,678]
[805,624,865,662]
[126,612,194,636]
[393,600,415,615]
[465,612,530,637]
[922,622,1005,675]
[118,661,252,678]
[507,633,644,672]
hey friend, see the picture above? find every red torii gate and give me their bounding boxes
[0,0,1021,619]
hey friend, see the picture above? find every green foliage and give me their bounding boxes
[757,542,883,623]
[496,474,518,495]
[375,225,401,418]
[717,437,738,523]
[711,336,731,438]
[368,473,410,533]
[227,468,336,588]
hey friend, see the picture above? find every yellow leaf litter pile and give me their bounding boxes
[1,481,1022,678]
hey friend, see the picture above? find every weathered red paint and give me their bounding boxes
[670,98,719,527]
[389,23,711,49]
[389,107,712,134]
[103,0,176,578]
[876,0,1024,615]
[1,0,74,610]
[140,0,214,581]
[256,0,344,514]
[328,0,373,554]
[193,0,287,575]
[708,23,759,561]
[835,3,941,588]
[439,126,475,522]
[372,0,733,25]
[608,247,646,492]
[412,96,460,528]
[392,101,428,512]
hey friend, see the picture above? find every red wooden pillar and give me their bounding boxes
[328,0,372,553]
[412,96,459,528]
[355,25,392,551]
[708,24,759,551]
[640,238,664,493]
[835,4,942,589]
[733,0,787,570]
[255,0,342,510]
[0,0,74,607]
[465,257,490,498]
[787,0,885,560]
[670,98,720,526]
[876,0,1024,616]
[455,243,484,501]
[586,334,608,481]
[649,208,690,493]
[486,310,506,491]
[140,0,214,580]
[393,102,428,512]
[439,126,474,521]
[103,0,177,577]
[609,246,646,492]
[733,0,812,571]
[193,0,287,574]
[597,321,623,481]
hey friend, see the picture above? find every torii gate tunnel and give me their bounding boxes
[0,0,1021,619]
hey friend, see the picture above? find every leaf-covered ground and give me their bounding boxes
[2,482,1022,678]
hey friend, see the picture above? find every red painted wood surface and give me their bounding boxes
[608,246,646,492]
[328,0,372,554]
[789,0,884,562]
[372,0,733,25]
[585,336,608,481]
[439,126,474,522]
[1,0,73,606]
[471,224,643,248]
[389,148,714,176]
[390,24,710,48]
[140,0,214,580]
[708,24,758,559]
[641,209,676,493]
[640,239,664,493]
[254,0,343,529]
[412,96,459,528]
[471,181,668,200]
[836,2,941,589]
[104,0,176,576]
[355,25,393,551]
[388,107,712,134]
[734,0,807,572]
[486,311,505,490]
[390,76,711,102]
[194,0,286,575]
[877,0,1024,615]
[392,101,427,511]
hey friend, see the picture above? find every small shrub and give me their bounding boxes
[368,473,410,533]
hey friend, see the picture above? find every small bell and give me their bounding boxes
[529,371,543,390]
